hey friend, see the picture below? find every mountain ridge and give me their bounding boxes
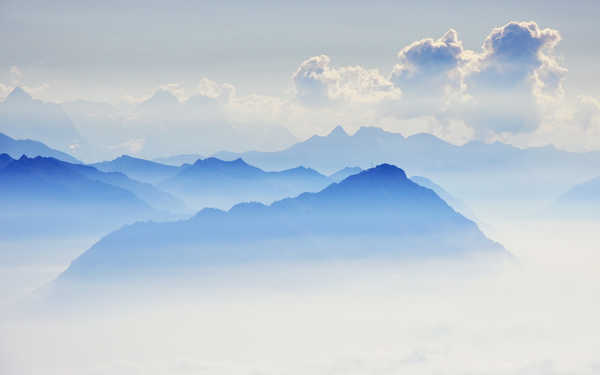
[57,163,506,286]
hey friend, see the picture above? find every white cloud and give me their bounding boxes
[292,55,401,106]
[0,83,11,100]
[391,29,468,95]
[475,21,564,92]
[9,66,23,86]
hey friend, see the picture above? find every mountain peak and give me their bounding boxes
[355,126,389,137]
[139,89,180,108]
[353,163,407,181]
[328,125,348,137]
[4,87,33,103]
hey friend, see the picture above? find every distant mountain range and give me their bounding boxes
[553,176,600,218]
[153,153,203,166]
[212,125,600,213]
[0,131,80,163]
[329,166,362,182]
[0,154,183,238]
[92,155,182,184]
[57,164,507,284]
[0,88,83,154]
[160,157,332,210]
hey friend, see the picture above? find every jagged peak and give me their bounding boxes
[327,125,348,137]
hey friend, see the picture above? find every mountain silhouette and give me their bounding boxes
[0,155,182,238]
[0,87,83,153]
[329,166,362,182]
[211,125,600,214]
[553,176,600,218]
[58,163,506,283]
[92,155,182,184]
[153,153,203,166]
[160,157,331,210]
[0,131,80,163]
[410,175,477,222]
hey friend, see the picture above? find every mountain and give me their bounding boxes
[160,157,331,210]
[329,166,362,182]
[73,163,186,214]
[57,164,506,284]
[0,153,15,169]
[153,154,203,166]
[92,155,182,184]
[0,131,80,163]
[553,176,600,218]
[0,155,158,238]
[410,175,477,222]
[211,125,600,214]
[0,87,83,154]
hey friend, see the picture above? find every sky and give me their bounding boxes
[1,0,600,158]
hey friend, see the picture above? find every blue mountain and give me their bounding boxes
[160,157,331,210]
[153,153,203,166]
[212,125,600,213]
[553,176,600,218]
[0,155,182,238]
[92,155,182,184]
[329,166,362,182]
[0,131,80,163]
[57,164,506,284]
[410,175,477,222]
[0,87,83,154]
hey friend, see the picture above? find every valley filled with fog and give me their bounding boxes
[2,218,599,375]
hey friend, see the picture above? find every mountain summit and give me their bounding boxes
[58,163,506,284]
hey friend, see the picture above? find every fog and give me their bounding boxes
[1,219,599,375]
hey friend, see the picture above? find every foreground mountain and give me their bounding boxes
[212,126,600,214]
[160,157,331,210]
[92,155,182,184]
[553,176,600,218]
[410,176,477,222]
[0,155,181,238]
[57,164,506,285]
[0,131,79,163]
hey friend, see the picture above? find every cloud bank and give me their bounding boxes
[1,21,597,160]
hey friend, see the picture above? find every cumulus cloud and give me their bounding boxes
[383,22,567,138]
[9,66,23,86]
[461,21,566,136]
[391,29,468,95]
[292,55,401,106]
[195,78,236,102]
[0,83,11,100]
[475,21,564,90]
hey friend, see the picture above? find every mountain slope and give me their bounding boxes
[329,166,362,182]
[410,175,477,222]
[58,164,506,284]
[160,157,331,210]
[92,155,182,184]
[0,87,83,154]
[211,126,600,214]
[153,153,202,166]
[0,155,157,238]
[0,131,80,163]
[553,176,600,218]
